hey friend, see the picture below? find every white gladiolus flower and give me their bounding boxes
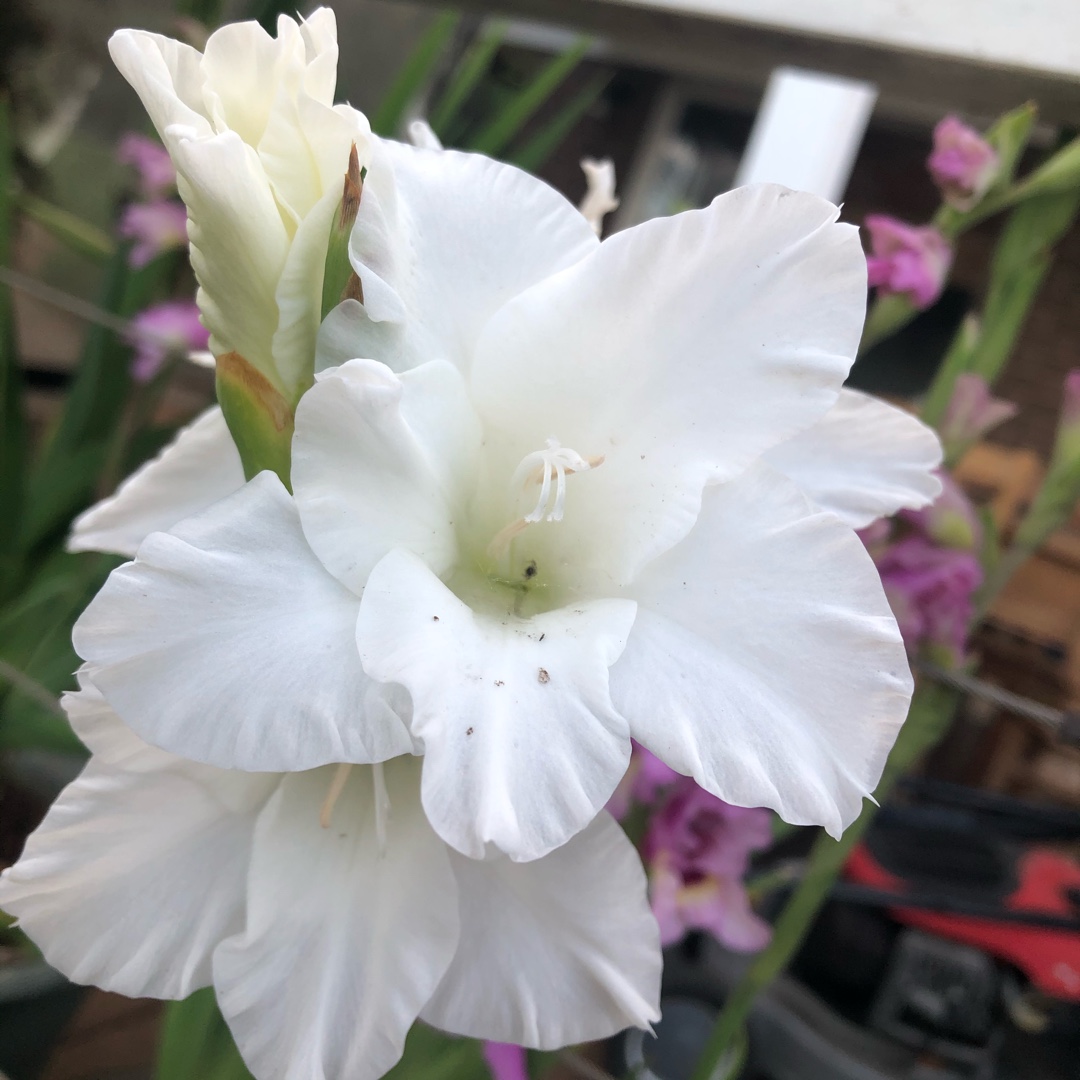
[108,9,367,399]
[72,136,940,862]
[0,681,661,1079]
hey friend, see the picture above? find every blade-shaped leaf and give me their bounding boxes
[157,990,254,1080]
[0,96,26,602]
[372,11,462,138]
[466,36,592,159]
[429,19,509,137]
[508,72,611,173]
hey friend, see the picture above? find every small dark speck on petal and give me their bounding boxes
[433,615,440,621]
[495,679,505,687]
[538,668,550,684]
[466,726,474,736]
[539,633,545,642]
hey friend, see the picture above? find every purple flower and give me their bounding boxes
[126,300,209,382]
[900,471,982,551]
[117,133,177,198]
[865,215,952,309]
[118,200,188,268]
[650,857,771,952]
[875,535,982,666]
[483,1043,528,1080]
[643,777,772,950]
[928,116,999,210]
[939,373,1017,461]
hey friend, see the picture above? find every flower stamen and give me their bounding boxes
[513,438,604,524]
[490,439,603,558]
[319,762,354,828]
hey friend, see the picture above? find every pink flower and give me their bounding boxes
[875,535,982,666]
[928,116,999,210]
[126,300,209,382]
[118,200,188,268]
[117,133,177,198]
[900,471,981,551]
[643,777,772,950]
[939,373,1017,461]
[865,215,952,309]
[650,857,771,952]
[644,779,771,881]
[483,1043,528,1080]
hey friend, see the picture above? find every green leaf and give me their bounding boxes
[974,188,1080,385]
[19,439,109,552]
[1011,135,1080,203]
[986,103,1038,189]
[157,990,253,1080]
[23,249,177,554]
[14,191,115,260]
[858,291,915,355]
[372,11,462,138]
[508,72,611,174]
[384,1024,488,1080]
[429,19,509,137]
[0,97,26,601]
[919,313,980,429]
[466,36,592,159]
[0,550,117,753]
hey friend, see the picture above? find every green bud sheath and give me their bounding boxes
[216,351,294,488]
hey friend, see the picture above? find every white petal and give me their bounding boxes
[0,692,274,999]
[68,407,244,558]
[108,29,214,142]
[213,758,459,1080]
[317,139,597,375]
[292,359,481,593]
[175,132,290,390]
[408,119,443,150]
[355,548,636,861]
[469,184,867,583]
[421,810,660,1047]
[611,462,912,838]
[763,389,944,528]
[73,472,412,771]
[200,20,293,145]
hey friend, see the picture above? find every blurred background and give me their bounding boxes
[3,1,1080,1079]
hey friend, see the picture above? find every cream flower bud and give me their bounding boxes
[108,9,369,402]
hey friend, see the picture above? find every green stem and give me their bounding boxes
[858,293,915,355]
[689,680,960,1080]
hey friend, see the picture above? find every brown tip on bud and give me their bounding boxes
[343,271,364,305]
[339,142,362,231]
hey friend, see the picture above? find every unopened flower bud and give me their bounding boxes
[901,471,981,551]
[939,373,1017,461]
[928,116,999,211]
[321,142,364,318]
[865,215,952,309]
